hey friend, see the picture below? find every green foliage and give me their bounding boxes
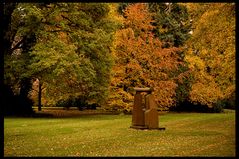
[55,96,90,110]
[28,36,96,102]
[174,63,194,104]
[211,101,224,113]
[213,92,235,111]
[4,3,41,90]
[117,3,130,16]
[5,3,119,107]
[148,3,192,47]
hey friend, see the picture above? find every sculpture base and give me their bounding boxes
[130,125,166,130]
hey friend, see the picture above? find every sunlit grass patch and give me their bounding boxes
[4,111,235,157]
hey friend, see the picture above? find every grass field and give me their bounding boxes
[4,111,235,157]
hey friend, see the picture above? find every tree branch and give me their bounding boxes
[48,29,72,33]
[10,37,25,52]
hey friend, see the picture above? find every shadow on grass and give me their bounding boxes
[4,110,121,119]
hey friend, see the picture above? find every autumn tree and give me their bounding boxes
[148,3,193,106]
[184,3,235,110]
[4,3,62,113]
[116,3,193,107]
[107,3,190,112]
[3,2,40,115]
[4,3,119,113]
[118,3,192,47]
[26,3,119,107]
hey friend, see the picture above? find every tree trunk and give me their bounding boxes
[38,80,42,111]
[19,78,33,114]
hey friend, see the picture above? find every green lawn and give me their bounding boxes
[4,111,235,157]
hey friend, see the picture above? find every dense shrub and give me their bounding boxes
[55,96,99,110]
[210,103,224,113]
[169,100,221,113]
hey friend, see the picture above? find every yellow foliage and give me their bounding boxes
[190,82,223,107]
[185,3,235,107]
[107,3,124,24]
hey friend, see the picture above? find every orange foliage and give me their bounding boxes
[108,3,186,111]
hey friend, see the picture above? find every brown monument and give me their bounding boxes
[131,87,165,130]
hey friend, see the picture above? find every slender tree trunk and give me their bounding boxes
[19,77,33,114]
[38,80,42,111]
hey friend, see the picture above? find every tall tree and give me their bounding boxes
[25,3,119,106]
[148,3,194,107]
[184,3,235,108]
[4,3,119,114]
[3,2,40,115]
[148,3,192,47]
[116,3,193,107]
[118,3,192,47]
[107,3,190,112]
